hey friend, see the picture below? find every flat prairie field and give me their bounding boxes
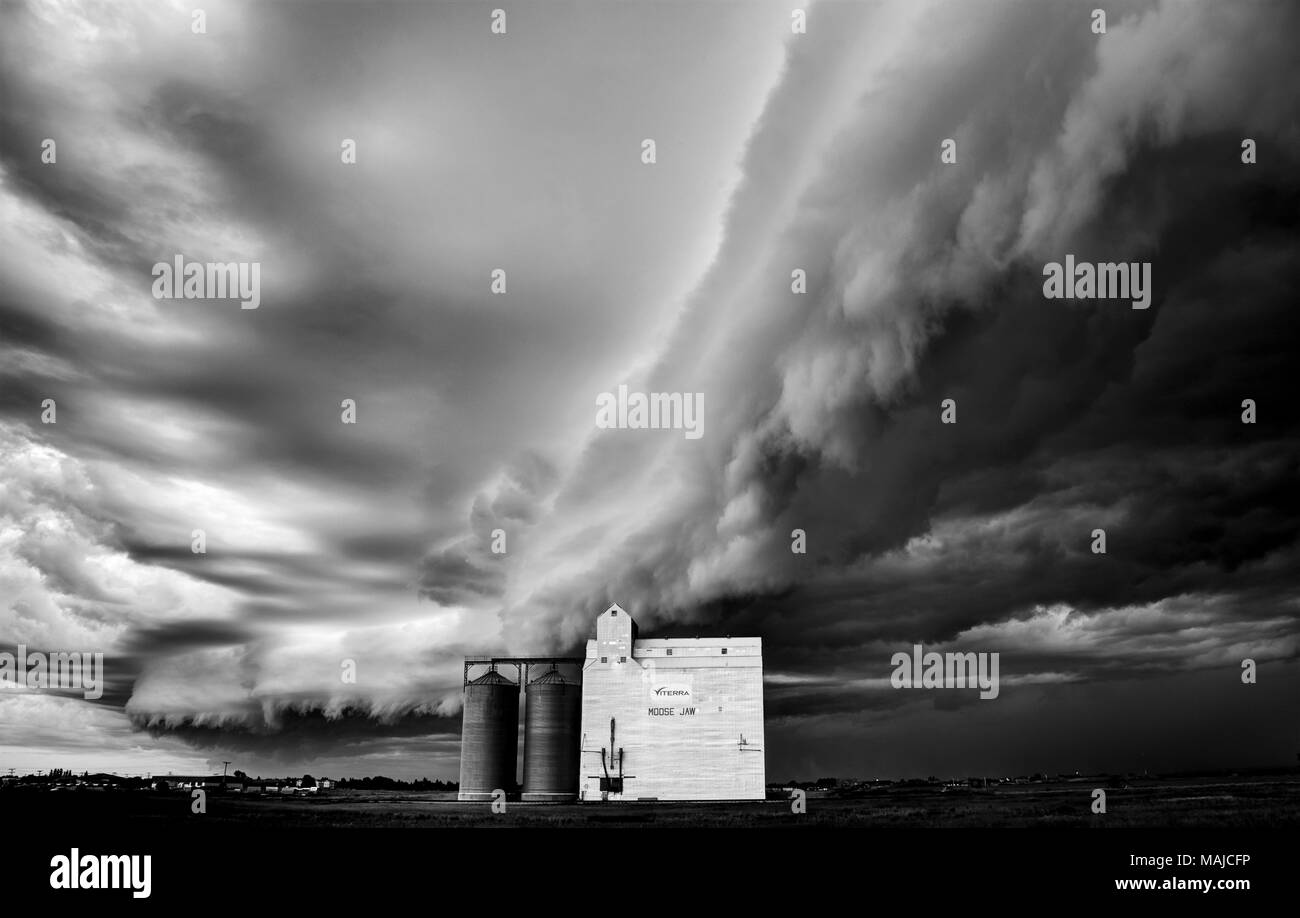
[7,775,1299,828]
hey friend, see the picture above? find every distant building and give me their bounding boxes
[154,775,243,792]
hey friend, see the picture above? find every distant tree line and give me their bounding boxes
[3,770,459,790]
[337,776,458,791]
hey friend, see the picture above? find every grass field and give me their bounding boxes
[9,774,1300,828]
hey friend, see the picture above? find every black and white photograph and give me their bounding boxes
[1,0,1297,902]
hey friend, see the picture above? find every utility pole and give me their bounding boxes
[222,761,231,788]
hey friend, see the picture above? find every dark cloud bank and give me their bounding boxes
[1,0,1297,778]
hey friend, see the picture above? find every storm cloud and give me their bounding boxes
[2,0,1297,780]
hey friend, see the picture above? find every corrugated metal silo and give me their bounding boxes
[458,669,519,801]
[522,666,582,801]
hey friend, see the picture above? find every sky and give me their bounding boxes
[1,0,1297,782]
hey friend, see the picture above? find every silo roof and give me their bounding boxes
[530,668,573,685]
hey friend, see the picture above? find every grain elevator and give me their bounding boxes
[458,603,765,802]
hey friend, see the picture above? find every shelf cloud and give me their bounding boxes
[2,0,1297,779]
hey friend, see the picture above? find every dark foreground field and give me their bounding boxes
[8,774,1300,828]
